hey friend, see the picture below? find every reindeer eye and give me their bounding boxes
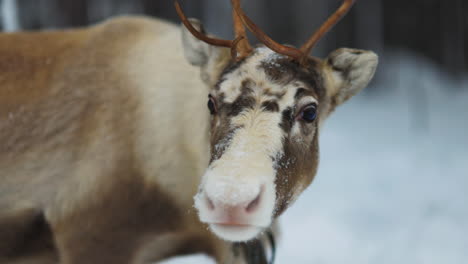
[208,95,217,115]
[300,104,317,123]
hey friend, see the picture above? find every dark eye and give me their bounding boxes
[207,95,217,115]
[299,104,317,123]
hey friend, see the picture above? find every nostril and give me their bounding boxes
[246,191,262,213]
[205,195,215,211]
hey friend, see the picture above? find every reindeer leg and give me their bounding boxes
[51,211,140,264]
[0,206,57,264]
[48,174,209,264]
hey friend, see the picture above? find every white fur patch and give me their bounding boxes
[210,224,264,242]
[218,48,289,104]
[196,109,282,235]
[196,104,285,241]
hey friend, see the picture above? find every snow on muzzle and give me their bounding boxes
[195,110,284,241]
[194,151,277,242]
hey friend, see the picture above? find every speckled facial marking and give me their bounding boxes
[202,47,324,218]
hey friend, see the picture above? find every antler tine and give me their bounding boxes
[174,0,232,48]
[233,2,304,61]
[231,0,252,57]
[300,0,356,57]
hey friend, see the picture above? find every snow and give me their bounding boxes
[1,0,20,32]
[160,51,467,263]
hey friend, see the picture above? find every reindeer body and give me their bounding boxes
[0,1,378,262]
[0,16,231,264]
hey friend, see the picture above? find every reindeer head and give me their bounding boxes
[176,0,377,242]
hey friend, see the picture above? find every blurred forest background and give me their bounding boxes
[0,0,466,78]
[1,1,466,264]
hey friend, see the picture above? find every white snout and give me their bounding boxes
[196,111,283,241]
[195,168,276,242]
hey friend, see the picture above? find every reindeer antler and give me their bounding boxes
[174,0,251,60]
[230,0,252,58]
[234,0,357,65]
[232,4,304,60]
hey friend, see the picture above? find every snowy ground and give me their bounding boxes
[161,52,468,264]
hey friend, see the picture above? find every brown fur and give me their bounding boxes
[0,17,236,264]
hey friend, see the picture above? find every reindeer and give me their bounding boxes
[0,0,377,263]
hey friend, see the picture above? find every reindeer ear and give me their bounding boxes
[324,48,378,106]
[180,18,212,66]
[180,18,231,85]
